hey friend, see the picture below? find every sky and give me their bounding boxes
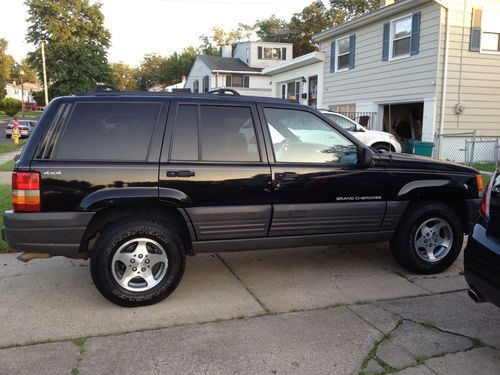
[0,0,318,66]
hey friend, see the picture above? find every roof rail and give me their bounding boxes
[95,84,120,92]
[207,88,240,96]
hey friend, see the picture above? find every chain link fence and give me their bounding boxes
[434,132,499,170]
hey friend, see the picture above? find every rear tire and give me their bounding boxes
[90,219,185,307]
[390,202,463,274]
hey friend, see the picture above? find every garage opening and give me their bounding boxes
[383,102,424,142]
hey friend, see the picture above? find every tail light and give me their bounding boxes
[12,172,41,212]
[476,174,484,191]
[480,178,493,219]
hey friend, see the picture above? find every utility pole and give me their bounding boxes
[41,41,49,107]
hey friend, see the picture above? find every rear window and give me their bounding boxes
[56,102,161,161]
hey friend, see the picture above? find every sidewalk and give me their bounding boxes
[0,243,498,374]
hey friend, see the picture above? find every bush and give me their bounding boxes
[0,98,22,116]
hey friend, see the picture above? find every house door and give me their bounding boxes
[308,76,318,108]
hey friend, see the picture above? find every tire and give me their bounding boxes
[390,201,463,274]
[90,219,186,307]
[372,143,392,152]
[5,135,11,139]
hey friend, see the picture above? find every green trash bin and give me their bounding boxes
[402,139,434,157]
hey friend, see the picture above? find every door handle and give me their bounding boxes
[166,170,195,178]
[275,172,299,180]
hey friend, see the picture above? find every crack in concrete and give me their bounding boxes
[215,253,271,314]
[70,338,87,375]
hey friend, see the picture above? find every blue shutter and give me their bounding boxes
[330,41,336,72]
[349,34,356,69]
[411,12,421,55]
[470,8,482,51]
[382,22,390,61]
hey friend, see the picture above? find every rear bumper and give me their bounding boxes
[464,221,500,308]
[2,211,94,257]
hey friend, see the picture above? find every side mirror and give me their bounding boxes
[359,147,373,168]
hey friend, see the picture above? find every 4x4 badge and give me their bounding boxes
[43,171,62,175]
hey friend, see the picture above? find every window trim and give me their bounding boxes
[389,13,413,61]
[225,74,250,88]
[335,35,351,72]
[260,105,360,166]
[259,46,284,61]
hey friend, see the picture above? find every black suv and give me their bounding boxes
[2,91,482,306]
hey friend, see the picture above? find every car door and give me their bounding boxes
[159,99,272,240]
[260,105,387,237]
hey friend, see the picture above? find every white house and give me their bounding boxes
[262,51,325,108]
[311,0,500,158]
[149,76,187,92]
[185,41,293,97]
[5,82,39,102]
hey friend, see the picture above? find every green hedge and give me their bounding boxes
[0,98,23,116]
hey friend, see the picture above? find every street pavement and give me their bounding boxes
[0,242,498,374]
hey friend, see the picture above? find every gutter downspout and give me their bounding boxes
[438,6,450,159]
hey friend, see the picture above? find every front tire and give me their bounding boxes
[90,219,185,307]
[372,142,392,152]
[390,202,463,274]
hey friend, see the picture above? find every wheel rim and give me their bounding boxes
[111,238,168,292]
[414,218,453,263]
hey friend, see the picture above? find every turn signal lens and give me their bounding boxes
[12,172,40,212]
[476,174,484,191]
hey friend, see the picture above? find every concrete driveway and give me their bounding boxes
[0,243,499,375]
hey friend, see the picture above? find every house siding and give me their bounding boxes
[185,58,212,93]
[436,0,500,137]
[320,1,441,107]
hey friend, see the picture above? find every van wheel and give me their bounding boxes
[390,202,463,274]
[90,219,185,307]
[372,143,392,152]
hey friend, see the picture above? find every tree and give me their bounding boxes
[288,1,334,56]
[199,23,255,56]
[111,62,138,91]
[329,0,380,24]
[10,59,39,84]
[25,0,113,96]
[255,15,291,43]
[0,39,15,99]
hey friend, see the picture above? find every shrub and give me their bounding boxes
[0,98,22,116]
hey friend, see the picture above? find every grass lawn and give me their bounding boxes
[472,162,497,173]
[0,184,11,252]
[0,110,43,121]
[0,139,26,154]
[0,159,15,171]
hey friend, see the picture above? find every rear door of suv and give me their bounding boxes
[31,97,168,212]
[159,98,272,241]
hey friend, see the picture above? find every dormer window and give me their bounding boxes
[258,46,287,60]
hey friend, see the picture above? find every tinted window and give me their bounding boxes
[200,105,259,162]
[264,108,357,164]
[56,102,161,161]
[171,105,198,161]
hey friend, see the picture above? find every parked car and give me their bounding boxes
[465,169,500,307]
[320,110,402,153]
[2,90,481,307]
[5,120,36,138]
[24,102,39,111]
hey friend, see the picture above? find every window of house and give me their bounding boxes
[329,104,356,113]
[481,10,500,52]
[336,36,351,71]
[226,74,250,88]
[193,80,199,93]
[258,46,286,60]
[56,102,161,161]
[280,84,286,99]
[202,76,209,93]
[390,15,412,59]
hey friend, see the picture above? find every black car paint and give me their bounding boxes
[6,93,481,257]
[465,170,500,307]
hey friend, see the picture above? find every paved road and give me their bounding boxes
[0,243,498,374]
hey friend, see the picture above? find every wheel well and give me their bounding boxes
[371,142,395,152]
[404,195,469,234]
[80,206,194,257]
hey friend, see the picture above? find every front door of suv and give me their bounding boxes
[260,106,386,237]
[159,100,272,241]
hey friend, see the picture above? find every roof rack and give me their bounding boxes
[95,84,120,92]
